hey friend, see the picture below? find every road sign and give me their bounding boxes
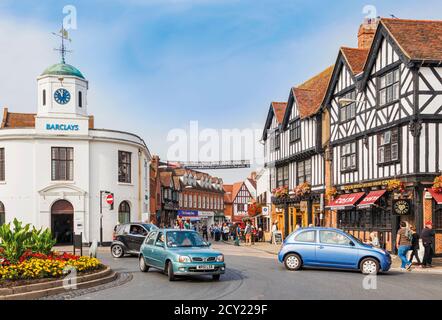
[106,194,114,205]
[262,206,269,216]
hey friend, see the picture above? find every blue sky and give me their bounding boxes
[0,0,441,182]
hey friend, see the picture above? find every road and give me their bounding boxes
[64,242,441,300]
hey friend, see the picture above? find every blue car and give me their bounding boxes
[278,227,391,274]
[139,229,226,281]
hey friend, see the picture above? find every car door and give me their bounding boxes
[142,231,157,266]
[118,224,131,249]
[315,230,359,268]
[150,231,167,268]
[131,224,148,252]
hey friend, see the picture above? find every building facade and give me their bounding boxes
[0,61,151,244]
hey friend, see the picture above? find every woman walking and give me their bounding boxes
[408,226,422,267]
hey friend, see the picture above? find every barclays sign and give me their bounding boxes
[46,124,79,131]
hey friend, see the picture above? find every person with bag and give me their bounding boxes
[244,221,252,246]
[408,226,422,266]
[234,223,241,246]
[396,221,413,271]
[421,221,435,268]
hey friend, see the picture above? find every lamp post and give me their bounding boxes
[99,190,111,246]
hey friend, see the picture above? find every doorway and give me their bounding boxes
[51,200,74,245]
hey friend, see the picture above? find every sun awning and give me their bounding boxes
[357,190,386,209]
[427,188,442,204]
[326,192,365,210]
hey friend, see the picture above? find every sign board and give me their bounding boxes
[106,194,114,205]
[178,210,198,217]
[262,206,269,216]
[425,191,433,199]
[273,231,283,245]
[393,199,411,215]
[300,201,308,212]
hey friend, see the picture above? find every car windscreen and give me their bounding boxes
[143,224,159,232]
[166,231,207,248]
[344,232,364,245]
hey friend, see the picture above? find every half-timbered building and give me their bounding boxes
[323,18,442,254]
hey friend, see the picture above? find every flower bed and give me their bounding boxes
[0,250,103,283]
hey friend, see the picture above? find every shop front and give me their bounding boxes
[327,184,415,253]
[424,189,442,256]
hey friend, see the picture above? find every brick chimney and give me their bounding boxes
[358,18,378,49]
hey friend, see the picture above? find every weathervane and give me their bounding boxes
[52,25,72,64]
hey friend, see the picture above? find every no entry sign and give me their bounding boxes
[106,194,114,205]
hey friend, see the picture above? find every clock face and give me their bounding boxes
[54,88,71,105]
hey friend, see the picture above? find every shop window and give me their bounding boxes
[434,207,442,229]
[378,128,399,164]
[0,148,4,181]
[297,159,312,185]
[118,151,132,183]
[340,142,357,172]
[289,119,301,143]
[0,201,4,226]
[340,90,356,122]
[379,68,399,106]
[294,230,316,243]
[118,201,131,224]
[276,165,289,187]
[51,147,74,181]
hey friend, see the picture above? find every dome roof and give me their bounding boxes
[41,63,85,79]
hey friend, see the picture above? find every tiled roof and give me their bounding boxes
[1,108,35,128]
[223,184,233,203]
[1,107,95,129]
[247,178,257,190]
[232,182,244,200]
[272,102,287,124]
[292,65,334,118]
[340,47,369,74]
[160,171,172,187]
[381,18,442,61]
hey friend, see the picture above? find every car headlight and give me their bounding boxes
[178,256,191,263]
[216,254,224,262]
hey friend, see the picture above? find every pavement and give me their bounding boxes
[45,242,442,300]
[220,240,442,274]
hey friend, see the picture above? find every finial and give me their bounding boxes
[52,24,72,64]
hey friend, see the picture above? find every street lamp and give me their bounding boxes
[99,190,111,246]
[338,98,367,106]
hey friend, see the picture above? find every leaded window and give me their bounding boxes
[51,147,74,181]
[118,151,132,183]
[341,142,357,172]
[378,128,399,164]
[379,68,399,106]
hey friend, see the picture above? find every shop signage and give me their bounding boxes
[262,206,269,216]
[342,180,393,191]
[178,210,198,217]
[46,123,80,131]
[300,201,308,212]
[393,199,411,215]
[273,231,283,245]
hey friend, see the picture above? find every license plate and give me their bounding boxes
[196,265,215,270]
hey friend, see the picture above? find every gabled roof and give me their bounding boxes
[381,18,442,62]
[340,47,369,75]
[160,172,172,187]
[223,184,233,203]
[247,178,257,190]
[231,182,244,200]
[282,66,333,127]
[262,102,287,140]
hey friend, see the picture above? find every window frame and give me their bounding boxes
[274,130,281,150]
[289,119,301,143]
[276,165,289,188]
[340,142,358,173]
[377,128,400,166]
[297,159,312,185]
[378,68,400,107]
[118,151,132,183]
[339,90,357,123]
[293,230,316,243]
[51,147,74,181]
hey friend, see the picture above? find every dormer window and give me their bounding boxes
[340,91,356,122]
[379,69,399,106]
[289,119,301,143]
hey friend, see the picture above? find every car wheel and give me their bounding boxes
[167,261,176,281]
[139,256,149,272]
[284,253,302,271]
[360,258,379,275]
[111,244,124,258]
[212,274,221,281]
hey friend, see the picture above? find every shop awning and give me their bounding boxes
[326,192,365,210]
[427,188,442,204]
[357,190,386,209]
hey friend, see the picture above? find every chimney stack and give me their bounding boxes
[358,18,378,49]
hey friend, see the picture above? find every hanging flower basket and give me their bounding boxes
[432,176,442,193]
[386,179,404,193]
[326,186,338,201]
[272,186,289,199]
[293,182,311,197]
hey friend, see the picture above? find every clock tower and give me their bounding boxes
[35,27,90,135]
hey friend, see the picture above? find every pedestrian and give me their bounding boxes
[234,223,241,246]
[214,224,221,241]
[365,231,380,248]
[184,219,191,230]
[270,221,278,244]
[421,221,435,268]
[173,221,180,229]
[396,221,413,271]
[244,221,252,246]
[201,224,208,241]
[408,226,422,266]
[258,226,263,242]
[223,223,230,241]
[209,224,214,239]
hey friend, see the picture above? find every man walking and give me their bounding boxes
[201,224,208,241]
[421,221,435,268]
[396,221,412,271]
[270,221,278,244]
[244,221,252,246]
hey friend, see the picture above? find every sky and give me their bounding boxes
[0,0,441,183]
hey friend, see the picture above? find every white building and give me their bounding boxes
[0,61,151,244]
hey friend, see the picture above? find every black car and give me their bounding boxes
[111,223,158,258]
